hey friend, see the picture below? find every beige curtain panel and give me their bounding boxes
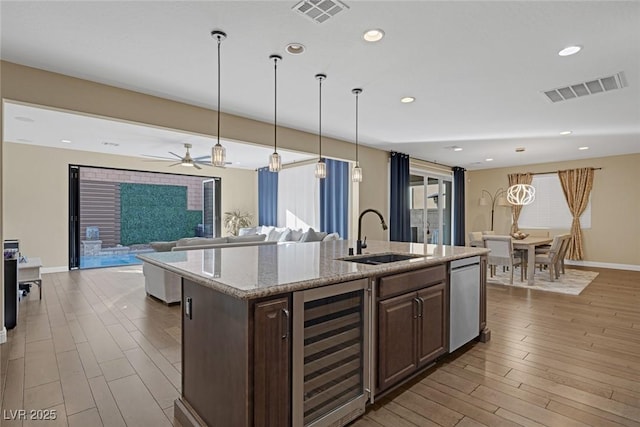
[507,172,533,234]
[558,168,595,260]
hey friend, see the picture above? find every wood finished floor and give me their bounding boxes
[1,265,639,426]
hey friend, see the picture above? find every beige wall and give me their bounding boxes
[2,143,257,268]
[466,154,640,266]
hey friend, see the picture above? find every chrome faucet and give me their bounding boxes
[357,209,388,254]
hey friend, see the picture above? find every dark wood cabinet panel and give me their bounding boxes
[378,265,446,299]
[377,293,417,391]
[182,279,250,427]
[417,283,448,367]
[254,298,291,427]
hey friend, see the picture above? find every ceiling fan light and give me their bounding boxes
[507,184,535,205]
[269,152,282,172]
[315,160,327,179]
[352,165,362,182]
[212,143,226,167]
[181,162,194,167]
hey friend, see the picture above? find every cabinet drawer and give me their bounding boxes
[378,265,446,299]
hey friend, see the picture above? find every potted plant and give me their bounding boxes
[223,210,253,236]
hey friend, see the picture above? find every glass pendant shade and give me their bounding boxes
[315,160,327,179]
[352,165,363,182]
[269,152,282,172]
[212,143,226,167]
[507,184,535,205]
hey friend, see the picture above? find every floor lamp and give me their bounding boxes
[479,188,508,231]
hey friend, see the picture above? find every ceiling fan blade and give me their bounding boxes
[142,154,175,160]
[193,155,211,161]
[168,152,183,159]
[168,162,182,167]
[193,160,212,167]
[193,163,202,170]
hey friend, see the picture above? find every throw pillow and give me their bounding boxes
[267,228,288,242]
[260,225,275,236]
[278,229,292,242]
[289,228,304,242]
[238,226,259,236]
[227,234,267,243]
[300,228,328,243]
[322,232,340,242]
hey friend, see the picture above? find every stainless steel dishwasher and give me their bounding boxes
[449,256,481,352]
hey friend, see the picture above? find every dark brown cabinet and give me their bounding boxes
[377,266,448,393]
[254,298,290,427]
[178,279,290,427]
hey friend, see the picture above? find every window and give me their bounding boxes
[518,174,591,229]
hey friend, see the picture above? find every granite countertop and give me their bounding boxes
[138,240,489,299]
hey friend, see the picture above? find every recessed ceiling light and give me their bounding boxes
[515,147,526,152]
[485,158,494,162]
[453,147,463,152]
[400,96,415,103]
[61,139,71,143]
[560,131,572,135]
[558,45,582,56]
[14,116,34,122]
[363,29,385,42]
[102,141,120,147]
[578,146,589,150]
[285,43,305,55]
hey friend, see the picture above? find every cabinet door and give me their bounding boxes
[254,298,291,427]
[378,293,418,391]
[417,283,447,367]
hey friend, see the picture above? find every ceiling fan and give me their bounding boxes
[142,143,216,170]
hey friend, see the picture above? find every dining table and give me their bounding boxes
[512,236,553,285]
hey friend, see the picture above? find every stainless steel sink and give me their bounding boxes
[339,253,426,265]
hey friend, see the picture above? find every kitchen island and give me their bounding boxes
[139,240,490,427]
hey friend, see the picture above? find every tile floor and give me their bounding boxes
[1,265,181,426]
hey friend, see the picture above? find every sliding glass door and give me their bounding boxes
[409,172,452,245]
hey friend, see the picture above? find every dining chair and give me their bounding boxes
[533,235,565,281]
[468,231,483,247]
[482,235,525,284]
[556,233,572,275]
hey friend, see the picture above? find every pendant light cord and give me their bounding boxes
[274,57,277,152]
[217,35,221,145]
[318,77,322,160]
[355,91,359,164]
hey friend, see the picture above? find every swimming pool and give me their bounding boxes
[80,252,153,269]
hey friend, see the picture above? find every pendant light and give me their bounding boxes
[211,30,227,167]
[352,88,363,182]
[315,73,327,179]
[268,54,282,172]
[507,184,536,205]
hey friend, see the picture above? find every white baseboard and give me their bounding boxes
[0,327,7,344]
[565,260,640,272]
[42,266,69,274]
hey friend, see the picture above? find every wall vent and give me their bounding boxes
[292,0,349,24]
[542,71,627,103]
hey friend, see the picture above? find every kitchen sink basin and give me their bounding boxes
[339,253,426,265]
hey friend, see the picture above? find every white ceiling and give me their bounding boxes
[1,1,639,170]
[3,102,316,170]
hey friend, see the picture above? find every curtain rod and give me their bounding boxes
[531,167,602,176]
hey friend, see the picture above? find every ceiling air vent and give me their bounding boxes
[542,71,628,103]
[293,0,349,24]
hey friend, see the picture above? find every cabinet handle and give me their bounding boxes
[417,297,424,318]
[413,298,419,319]
[281,308,290,340]
[185,297,192,320]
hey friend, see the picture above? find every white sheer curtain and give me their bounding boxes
[277,163,320,230]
